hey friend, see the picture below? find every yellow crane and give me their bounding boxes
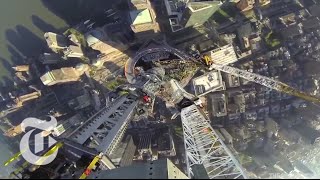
[79,153,103,179]
[5,141,113,179]
[200,55,213,66]
[6,142,63,178]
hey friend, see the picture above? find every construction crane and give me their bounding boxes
[181,43,320,105]
[200,54,213,66]
[79,153,115,179]
[181,104,246,179]
[209,63,320,105]
[5,43,320,180]
[79,154,103,179]
[6,142,63,178]
[5,140,115,179]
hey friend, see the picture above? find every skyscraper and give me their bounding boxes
[40,64,89,86]
[180,0,222,28]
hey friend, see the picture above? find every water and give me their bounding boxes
[0,0,68,86]
[0,0,113,177]
[0,1,68,177]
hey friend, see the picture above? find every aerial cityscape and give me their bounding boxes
[1,0,320,179]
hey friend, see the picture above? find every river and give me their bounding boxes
[0,0,113,177]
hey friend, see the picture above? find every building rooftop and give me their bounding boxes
[188,2,212,12]
[280,24,303,39]
[223,73,240,88]
[181,1,221,28]
[129,0,148,10]
[208,92,227,117]
[44,32,68,49]
[109,135,136,167]
[85,29,104,47]
[193,70,225,96]
[210,44,238,65]
[236,0,254,12]
[237,23,253,38]
[279,13,296,26]
[130,9,153,25]
[67,93,92,110]
[40,67,81,86]
[39,53,63,64]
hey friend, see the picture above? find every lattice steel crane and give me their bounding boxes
[181,44,320,105]
[209,63,320,105]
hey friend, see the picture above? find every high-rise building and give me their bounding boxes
[128,0,160,40]
[89,158,188,179]
[180,0,221,28]
[39,53,63,64]
[109,135,136,167]
[236,0,254,12]
[192,70,225,97]
[210,44,238,65]
[12,65,29,72]
[85,28,129,60]
[44,32,68,52]
[40,64,89,86]
[63,45,84,58]
[165,0,222,32]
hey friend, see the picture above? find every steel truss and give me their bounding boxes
[210,63,320,104]
[181,105,247,179]
[67,95,138,155]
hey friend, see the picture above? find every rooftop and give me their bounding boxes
[40,67,81,86]
[237,23,253,38]
[208,92,227,117]
[188,2,213,12]
[193,70,225,96]
[130,9,153,25]
[279,13,296,26]
[44,32,67,48]
[210,44,238,65]
[280,24,303,39]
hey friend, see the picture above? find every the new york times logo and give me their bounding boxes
[19,116,58,165]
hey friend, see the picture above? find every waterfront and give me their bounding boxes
[0,0,68,86]
[0,0,113,177]
[0,0,113,86]
[0,0,67,177]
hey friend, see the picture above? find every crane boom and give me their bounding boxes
[181,104,246,179]
[210,63,320,105]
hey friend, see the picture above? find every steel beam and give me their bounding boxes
[181,105,247,179]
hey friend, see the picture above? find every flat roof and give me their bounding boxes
[193,70,225,96]
[210,44,238,65]
[130,9,153,25]
[209,93,227,117]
